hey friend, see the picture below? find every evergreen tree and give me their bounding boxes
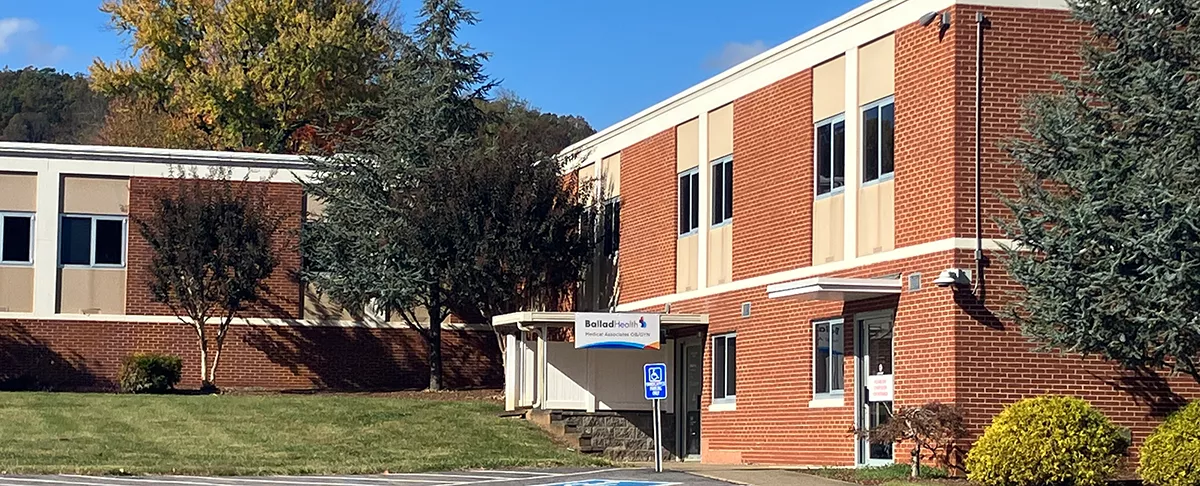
[1004,0,1200,383]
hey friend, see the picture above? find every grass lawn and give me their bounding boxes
[811,464,955,485]
[0,392,605,475]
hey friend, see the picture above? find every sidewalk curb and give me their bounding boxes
[685,471,752,485]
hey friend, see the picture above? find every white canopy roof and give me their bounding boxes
[766,277,902,302]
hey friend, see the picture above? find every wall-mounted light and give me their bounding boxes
[918,11,951,40]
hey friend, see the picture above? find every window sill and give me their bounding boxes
[808,397,845,408]
[708,401,736,412]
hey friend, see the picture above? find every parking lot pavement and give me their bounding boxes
[0,468,738,486]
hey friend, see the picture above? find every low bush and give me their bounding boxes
[118,353,182,394]
[1139,401,1200,486]
[966,396,1128,486]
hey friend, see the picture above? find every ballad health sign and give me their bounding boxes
[574,313,661,350]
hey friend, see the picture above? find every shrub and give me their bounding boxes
[966,396,1128,486]
[118,353,182,394]
[1139,401,1200,486]
[859,401,967,478]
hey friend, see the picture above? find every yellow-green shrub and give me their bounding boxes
[1139,401,1200,486]
[966,396,1128,486]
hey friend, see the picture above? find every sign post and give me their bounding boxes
[643,363,667,473]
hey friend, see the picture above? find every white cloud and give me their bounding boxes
[0,18,38,53]
[0,17,70,66]
[704,40,770,71]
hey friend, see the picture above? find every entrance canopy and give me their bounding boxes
[765,277,902,302]
[492,311,708,413]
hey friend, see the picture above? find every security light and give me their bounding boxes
[918,11,939,27]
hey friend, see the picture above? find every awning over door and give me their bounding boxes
[766,277,902,302]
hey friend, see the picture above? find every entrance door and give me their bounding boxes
[678,338,704,460]
[856,313,895,466]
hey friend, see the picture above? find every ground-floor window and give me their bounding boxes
[813,319,844,397]
[712,333,736,403]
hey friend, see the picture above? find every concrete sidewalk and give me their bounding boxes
[661,463,852,486]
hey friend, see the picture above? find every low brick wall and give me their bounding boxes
[562,410,677,462]
[0,319,502,391]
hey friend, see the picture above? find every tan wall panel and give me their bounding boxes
[707,104,734,160]
[0,266,34,312]
[706,224,733,286]
[303,283,353,321]
[813,56,847,121]
[856,180,896,256]
[58,268,126,314]
[305,194,327,218]
[858,34,896,104]
[676,119,700,173]
[601,153,621,198]
[0,173,37,212]
[676,233,698,293]
[812,194,845,264]
[62,176,129,215]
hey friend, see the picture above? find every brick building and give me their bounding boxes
[0,143,501,391]
[497,0,1200,467]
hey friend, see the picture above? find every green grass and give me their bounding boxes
[0,392,605,475]
[812,464,951,484]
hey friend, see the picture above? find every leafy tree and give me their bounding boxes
[138,170,280,391]
[90,0,394,153]
[302,0,596,390]
[0,67,107,143]
[95,96,213,149]
[1004,0,1200,384]
[859,402,966,478]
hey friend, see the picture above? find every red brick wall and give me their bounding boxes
[618,128,678,305]
[950,6,1087,240]
[731,70,814,280]
[0,319,501,391]
[126,177,305,318]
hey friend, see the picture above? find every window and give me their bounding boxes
[678,168,700,235]
[60,215,126,267]
[712,333,737,402]
[602,197,621,257]
[711,155,733,225]
[862,97,895,184]
[814,319,845,396]
[815,115,846,196]
[0,213,33,264]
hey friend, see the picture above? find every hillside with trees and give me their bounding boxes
[0,67,107,143]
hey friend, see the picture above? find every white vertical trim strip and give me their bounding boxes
[696,111,710,290]
[33,168,59,315]
[844,47,861,261]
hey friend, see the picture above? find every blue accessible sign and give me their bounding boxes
[643,363,667,400]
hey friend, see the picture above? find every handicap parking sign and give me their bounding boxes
[644,363,667,400]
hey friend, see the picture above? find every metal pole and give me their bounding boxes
[652,399,663,472]
[974,11,985,298]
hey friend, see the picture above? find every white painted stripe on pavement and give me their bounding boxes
[381,474,508,480]
[170,477,446,486]
[460,472,550,477]
[63,475,230,486]
[443,469,622,486]
[277,477,453,484]
[0,477,123,486]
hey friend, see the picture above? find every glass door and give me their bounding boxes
[678,338,704,460]
[856,314,895,466]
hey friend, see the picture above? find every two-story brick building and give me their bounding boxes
[498,0,1200,467]
[0,143,501,391]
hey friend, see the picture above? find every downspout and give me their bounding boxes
[974,11,986,299]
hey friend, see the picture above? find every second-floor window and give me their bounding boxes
[60,215,126,267]
[863,97,896,184]
[0,213,33,264]
[602,197,621,257]
[678,168,699,235]
[815,115,846,196]
[711,155,733,226]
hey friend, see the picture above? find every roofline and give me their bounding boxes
[0,142,312,170]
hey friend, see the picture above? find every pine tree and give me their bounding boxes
[1004,0,1200,383]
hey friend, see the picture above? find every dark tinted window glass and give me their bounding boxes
[713,336,727,399]
[816,124,832,195]
[832,120,846,190]
[2,215,32,262]
[723,160,733,221]
[863,106,880,182]
[815,323,830,394]
[711,162,724,223]
[60,217,91,265]
[725,336,736,396]
[882,102,895,176]
[679,174,691,234]
[94,219,124,265]
[690,172,700,230]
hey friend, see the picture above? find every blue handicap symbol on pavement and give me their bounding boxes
[539,480,676,486]
[643,363,667,400]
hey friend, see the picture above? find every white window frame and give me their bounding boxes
[59,214,128,268]
[861,96,896,186]
[0,211,35,265]
[814,113,847,198]
[813,318,845,399]
[710,155,733,227]
[678,167,700,237]
[711,332,737,405]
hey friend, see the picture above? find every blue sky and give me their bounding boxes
[0,0,863,130]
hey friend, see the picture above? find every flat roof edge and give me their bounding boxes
[0,141,312,170]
